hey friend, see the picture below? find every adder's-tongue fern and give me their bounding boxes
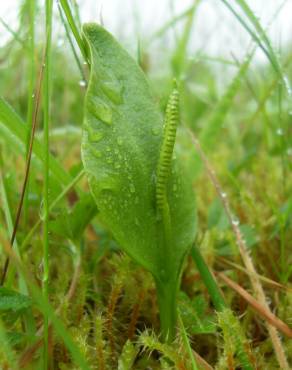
[156,86,180,239]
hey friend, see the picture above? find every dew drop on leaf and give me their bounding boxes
[91,149,102,158]
[129,184,135,193]
[151,127,160,136]
[117,137,123,145]
[87,96,113,125]
[232,218,240,226]
[88,128,103,142]
[101,79,123,104]
[79,80,86,87]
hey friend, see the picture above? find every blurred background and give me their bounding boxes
[0,2,291,367]
[1,0,292,62]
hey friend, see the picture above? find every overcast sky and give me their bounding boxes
[0,0,292,63]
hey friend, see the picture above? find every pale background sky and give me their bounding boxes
[0,0,292,63]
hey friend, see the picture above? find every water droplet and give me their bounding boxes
[79,80,86,87]
[283,75,292,97]
[160,269,167,281]
[31,93,35,98]
[101,80,123,104]
[42,63,46,68]
[232,218,240,226]
[88,128,103,142]
[39,200,45,220]
[276,128,283,136]
[129,184,135,193]
[87,96,112,125]
[151,127,160,136]
[95,68,123,104]
[221,192,227,198]
[91,148,102,158]
[57,38,64,47]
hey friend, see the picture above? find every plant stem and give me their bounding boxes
[59,0,88,62]
[191,247,256,370]
[191,246,226,311]
[178,311,198,370]
[43,0,53,368]
[155,278,177,342]
[24,0,35,224]
[57,1,87,83]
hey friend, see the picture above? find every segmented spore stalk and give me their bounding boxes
[156,87,179,234]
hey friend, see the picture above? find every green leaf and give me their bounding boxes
[50,193,97,241]
[0,287,31,313]
[118,340,138,370]
[81,23,196,339]
[179,292,216,335]
[0,97,73,190]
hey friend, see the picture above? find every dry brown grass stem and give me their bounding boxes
[218,272,292,338]
[188,129,290,369]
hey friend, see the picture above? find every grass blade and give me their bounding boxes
[42,0,53,367]
[0,97,76,190]
[59,0,88,62]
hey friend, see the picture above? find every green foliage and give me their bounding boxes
[81,23,196,340]
[118,340,138,370]
[0,0,291,368]
[179,292,216,335]
[217,308,256,370]
[50,193,97,242]
[0,97,73,189]
[0,287,31,312]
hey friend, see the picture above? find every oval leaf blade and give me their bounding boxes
[81,23,196,283]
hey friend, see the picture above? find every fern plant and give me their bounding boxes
[81,23,196,341]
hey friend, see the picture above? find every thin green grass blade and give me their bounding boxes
[221,0,290,93]
[42,0,53,366]
[199,50,253,149]
[191,246,226,311]
[178,311,199,370]
[0,319,17,370]
[59,0,88,61]
[1,239,91,370]
[0,17,25,46]
[0,172,26,292]
[171,0,200,78]
[57,0,86,83]
[0,97,75,189]
[148,4,197,45]
[0,180,37,339]
[234,0,283,75]
[23,0,36,228]
[20,169,88,251]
